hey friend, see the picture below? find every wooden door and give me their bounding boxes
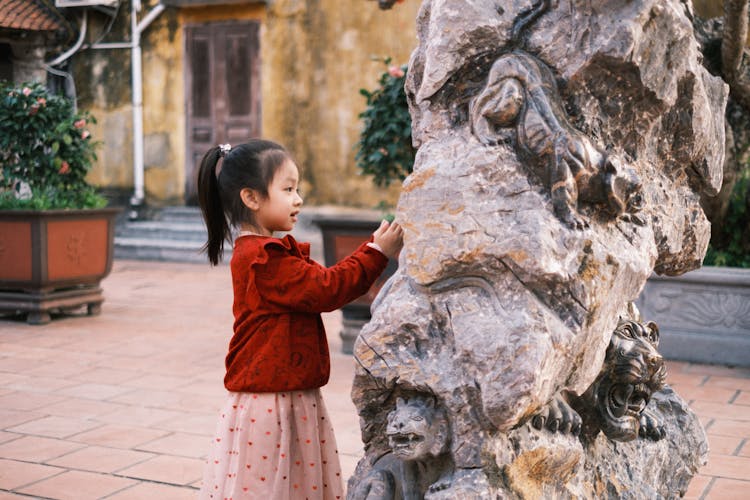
[184,21,261,204]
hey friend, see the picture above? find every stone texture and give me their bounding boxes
[350,0,726,497]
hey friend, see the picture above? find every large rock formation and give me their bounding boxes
[349,0,726,498]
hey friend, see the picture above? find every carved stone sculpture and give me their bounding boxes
[351,0,724,497]
[470,51,645,229]
[350,395,452,500]
[570,318,667,442]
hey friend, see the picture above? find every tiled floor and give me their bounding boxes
[0,259,748,499]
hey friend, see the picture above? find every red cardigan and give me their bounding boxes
[225,234,388,392]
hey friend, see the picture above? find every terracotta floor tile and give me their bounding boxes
[691,401,750,421]
[171,380,220,396]
[0,458,64,490]
[685,365,750,379]
[708,419,750,438]
[24,360,96,379]
[0,372,27,387]
[116,455,204,486]
[704,477,750,499]
[57,382,136,401]
[16,469,137,500]
[3,344,60,361]
[120,373,188,390]
[134,431,209,458]
[0,357,42,373]
[707,434,745,455]
[151,412,216,435]
[105,481,198,499]
[97,405,184,427]
[0,409,44,430]
[0,431,20,444]
[43,397,127,419]
[5,374,78,394]
[7,415,101,439]
[47,445,155,473]
[0,391,68,411]
[734,391,750,406]
[703,454,750,481]
[0,435,85,462]
[678,385,739,405]
[703,376,750,392]
[69,424,170,449]
[68,367,142,385]
[104,355,165,372]
[683,473,711,499]
[0,492,31,499]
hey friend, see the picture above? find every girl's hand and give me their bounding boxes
[373,220,404,259]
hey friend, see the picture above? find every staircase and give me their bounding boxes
[115,206,326,263]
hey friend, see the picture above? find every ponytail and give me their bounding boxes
[197,146,230,265]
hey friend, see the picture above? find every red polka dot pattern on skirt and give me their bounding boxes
[198,389,343,499]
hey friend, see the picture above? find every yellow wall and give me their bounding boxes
[81,0,419,207]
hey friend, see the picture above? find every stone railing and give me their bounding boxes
[636,266,750,367]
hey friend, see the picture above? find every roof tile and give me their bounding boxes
[0,0,67,32]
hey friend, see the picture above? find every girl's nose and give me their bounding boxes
[295,192,303,205]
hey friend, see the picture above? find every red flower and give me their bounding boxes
[59,161,70,174]
[74,119,86,129]
[29,104,39,116]
[81,130,90,139]
[36,97,46,106]
[22,87,31,96]
[388,65,405,78]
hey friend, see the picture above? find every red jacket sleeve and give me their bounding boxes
[253,239,389,313]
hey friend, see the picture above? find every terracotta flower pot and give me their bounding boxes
[0,207,120,324]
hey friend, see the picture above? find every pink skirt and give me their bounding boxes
[199,389,344,500]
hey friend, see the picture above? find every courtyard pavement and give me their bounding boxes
[0,259,748,499]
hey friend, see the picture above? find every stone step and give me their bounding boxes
[114,236,218,263]
[116,220,207,242]
[157,206,204,223]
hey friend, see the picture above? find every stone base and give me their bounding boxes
[0,286,104,325]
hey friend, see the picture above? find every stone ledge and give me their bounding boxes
[635,266,750,367]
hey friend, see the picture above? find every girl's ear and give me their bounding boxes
[240,188,261,211]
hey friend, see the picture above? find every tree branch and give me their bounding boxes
[723,0,750,110]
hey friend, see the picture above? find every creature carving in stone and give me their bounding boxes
[469,51,645,229]
[349,395,453,500]
[570,318,667,442]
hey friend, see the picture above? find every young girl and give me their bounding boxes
[196,139,403,499]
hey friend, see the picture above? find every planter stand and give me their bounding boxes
[0,208,120,324]
[0,286,103,324]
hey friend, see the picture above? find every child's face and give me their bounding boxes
[254,159,303,236]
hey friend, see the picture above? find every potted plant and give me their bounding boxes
[0,81,119,324]
[313,58,414,353]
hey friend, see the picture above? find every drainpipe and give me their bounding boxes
[129,0,165,219]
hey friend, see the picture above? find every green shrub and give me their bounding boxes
[356,58,415,187]
[0,81,105,210]
[703,166,750,268]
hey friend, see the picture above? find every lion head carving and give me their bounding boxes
[573,319,667,442]
[386,395,450,461]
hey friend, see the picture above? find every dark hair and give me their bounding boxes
[197,139,289,265]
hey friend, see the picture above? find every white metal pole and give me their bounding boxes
[128,1,164,219]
